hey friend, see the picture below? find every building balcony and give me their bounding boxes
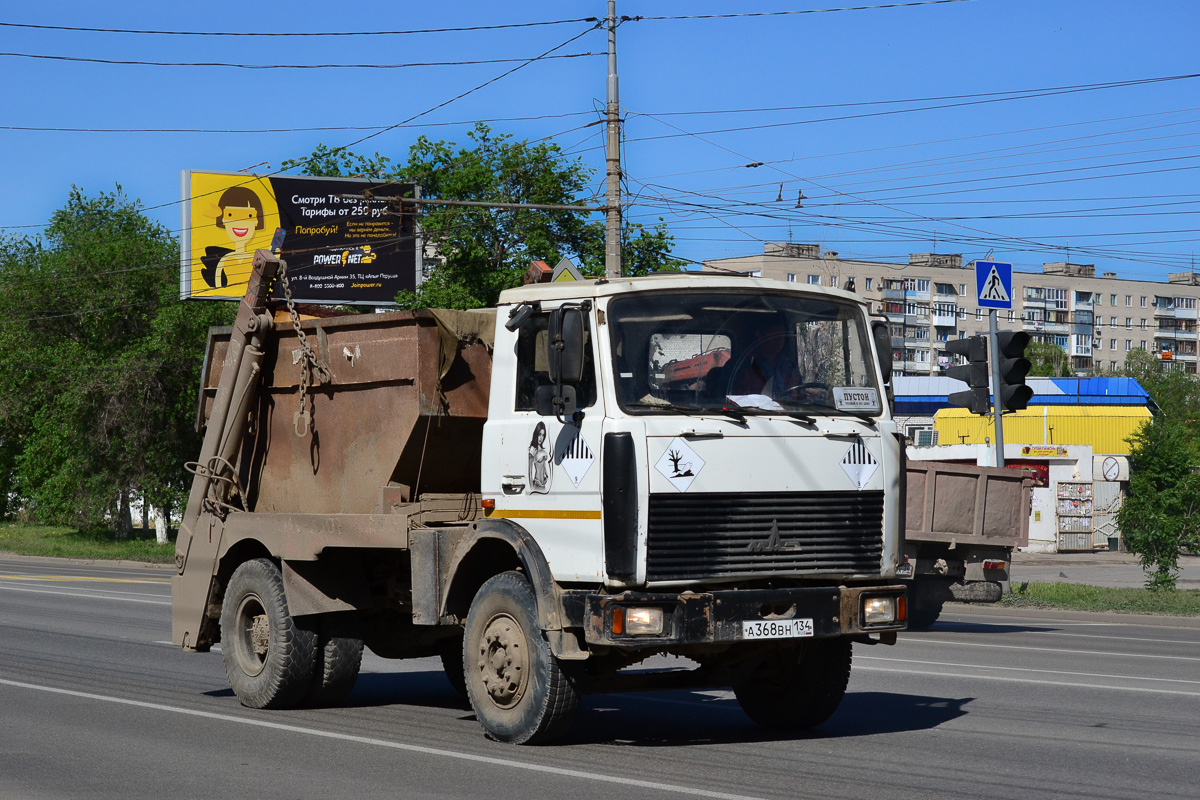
[904,315,927,326]
[931,313,958,327]
[1072,345,1092,357]
[883,288,905,301]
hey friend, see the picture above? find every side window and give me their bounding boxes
[514,312,598,412]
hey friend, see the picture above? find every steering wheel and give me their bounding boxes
[776,381,830,403]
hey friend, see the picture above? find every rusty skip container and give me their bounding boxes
[196,307,496,515]
[905,461,1032,549]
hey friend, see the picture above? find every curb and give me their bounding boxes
[0,552,174,571]
[944,601,1200,629]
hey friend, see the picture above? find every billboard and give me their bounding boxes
[181,171,418,304]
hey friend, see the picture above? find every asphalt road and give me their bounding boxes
[2,556,1198,800]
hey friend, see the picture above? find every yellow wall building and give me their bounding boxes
[934,406,1151,455]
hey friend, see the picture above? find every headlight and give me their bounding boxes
[624,606,665,635]
[862,596,896,625]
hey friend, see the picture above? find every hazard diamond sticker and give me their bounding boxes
[841,437,879,490]
[557,431,595,488]
[655,437,705,492]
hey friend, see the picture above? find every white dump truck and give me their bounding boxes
[172,251,908,743]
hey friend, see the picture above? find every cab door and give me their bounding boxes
[482,303,607,583]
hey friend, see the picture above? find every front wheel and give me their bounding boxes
[463,571,579,744]
[219,558,317,709]
[734,638,852,730]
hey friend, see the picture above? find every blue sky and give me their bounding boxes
[2,0,1198,282]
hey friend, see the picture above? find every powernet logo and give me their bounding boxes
[312,245,379,267]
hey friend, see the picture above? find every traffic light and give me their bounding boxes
[945,335,990,414]
[995,330,1033,411]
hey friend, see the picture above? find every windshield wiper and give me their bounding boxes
[783,402,878,424]
[625,401,746,422]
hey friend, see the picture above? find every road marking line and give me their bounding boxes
[0,678,766,800]
[899,636,1200,662]
[0,584,170,605]
[0,573,170,585]
[857,656,1200,695]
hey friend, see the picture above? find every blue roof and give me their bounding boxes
[893,376,1152,415]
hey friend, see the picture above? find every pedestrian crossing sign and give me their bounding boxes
[975,260,1013,310]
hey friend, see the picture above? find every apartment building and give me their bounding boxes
[704,242,1200,377]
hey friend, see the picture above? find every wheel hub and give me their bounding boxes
[477,613,527,709]
[234,593,269,677]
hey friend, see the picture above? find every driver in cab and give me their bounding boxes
[729,318,805,399]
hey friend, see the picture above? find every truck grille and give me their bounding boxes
[646,491,884,581]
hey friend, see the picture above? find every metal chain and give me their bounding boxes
[278,262,330,436]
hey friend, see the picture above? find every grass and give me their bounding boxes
[0,521,176,564]
[995,581,1200,616]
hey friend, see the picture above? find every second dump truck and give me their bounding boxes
[173,251,909,743]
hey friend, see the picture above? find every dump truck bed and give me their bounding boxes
[905,461,1031,549]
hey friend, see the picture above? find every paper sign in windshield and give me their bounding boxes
[833,387,879,412]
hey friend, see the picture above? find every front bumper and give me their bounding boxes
[582,584,907,647]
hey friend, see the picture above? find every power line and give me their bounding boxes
[633,1,973,21]
[0,18,597,37]
[0,109,596,135]
[0,50,597,70]
[623,74,1200,144]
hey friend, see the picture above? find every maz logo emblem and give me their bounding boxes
[746,519,802,553]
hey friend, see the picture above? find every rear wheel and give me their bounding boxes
[305,615,364,707]
[438,633,468,701]
[463,571,579,744]
[734,638,852,730]
[220,558,316,709]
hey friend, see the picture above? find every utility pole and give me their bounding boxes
[604,0,623,279]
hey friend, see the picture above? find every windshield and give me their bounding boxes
[608,289,883,417]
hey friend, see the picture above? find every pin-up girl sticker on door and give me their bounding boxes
[528,421,553,494]
[200,186,265,289]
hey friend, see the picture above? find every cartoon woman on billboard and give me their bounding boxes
[200,186,265,289]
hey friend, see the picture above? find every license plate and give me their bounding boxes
[896,563,915,578]
[742,618,814,640]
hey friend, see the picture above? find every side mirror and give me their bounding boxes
[548,306,586,386]
[871,320,893,384]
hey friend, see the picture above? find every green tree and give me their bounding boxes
[0,188,234,534]
[1026,341,1075,377]
[1118,416,1200,590]
[287,124,685,310]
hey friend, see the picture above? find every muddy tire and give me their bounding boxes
[734,638,852,730]
[219,558,316,710]
[463,571,579,744]
[438,633,468,701]
[305,615,364,707]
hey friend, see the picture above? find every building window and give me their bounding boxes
[786,273,796,282]
[1141,340,1147,349]
[807,274,820,285]
[1141,296,1147,308]
[1126,317,1132,329]
[1096,294,1103,306]
[1125,340,1132,351]
[1126,295,1132,307]
[1110,361,1117,371]
[1141,319,1148,330]
[865,277,873,290]
[1110,339,1116,350]
[830,275,838,287]
[1110,316,1118,326]
[959,284,965,295]
[1047,288,1067,310]
[975,309,982,320]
